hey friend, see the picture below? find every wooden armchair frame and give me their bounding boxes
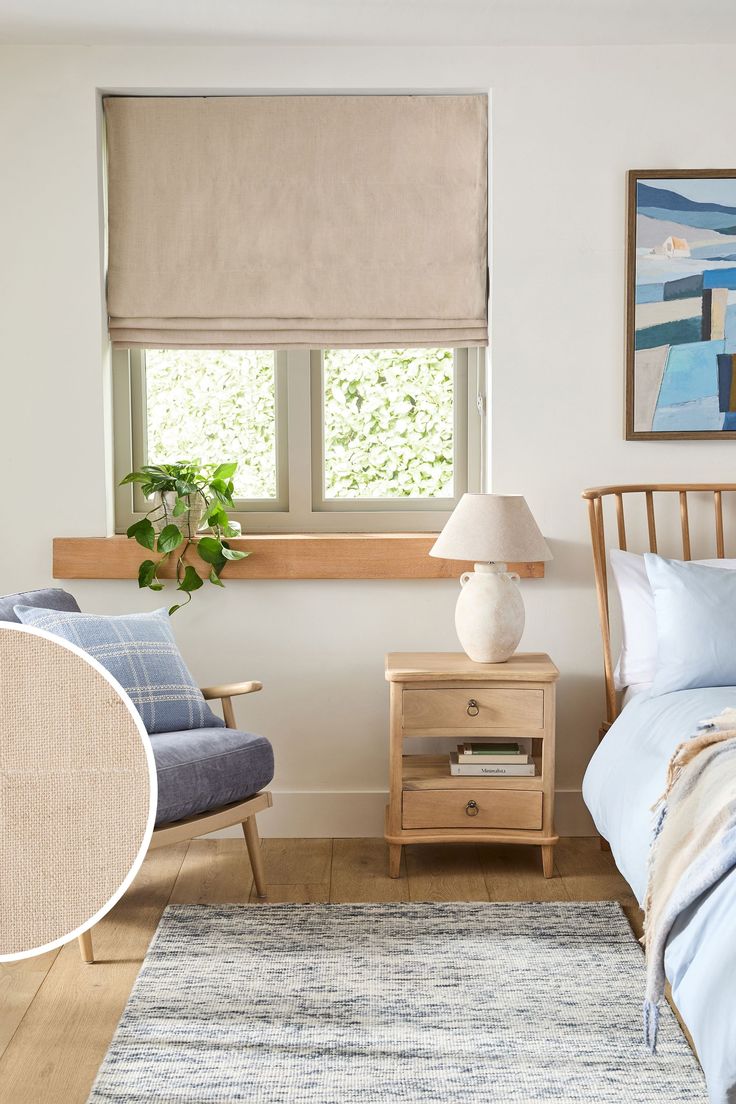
[78,680,272,963]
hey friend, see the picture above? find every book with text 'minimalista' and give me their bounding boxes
[449,753,536,777]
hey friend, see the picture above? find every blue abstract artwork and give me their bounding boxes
[628,172,736,437]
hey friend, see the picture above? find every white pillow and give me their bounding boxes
[646,553,736,694]
[609,549,736,690]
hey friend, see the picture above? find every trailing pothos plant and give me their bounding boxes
[121,461,249,614]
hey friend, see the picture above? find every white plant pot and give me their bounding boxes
[150,491,207,539]
[454,563,525,663]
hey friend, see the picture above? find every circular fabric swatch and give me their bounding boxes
[0,623,156,959]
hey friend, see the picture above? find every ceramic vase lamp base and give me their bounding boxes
[455,562,525,663]
[428,494,552,662]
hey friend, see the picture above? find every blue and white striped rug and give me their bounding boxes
[88,901,705,1103]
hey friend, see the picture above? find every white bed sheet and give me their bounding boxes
[583,686,736,1104]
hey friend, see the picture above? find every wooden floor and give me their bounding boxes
[0,837,640,1104]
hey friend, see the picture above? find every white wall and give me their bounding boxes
[2,44,735,837]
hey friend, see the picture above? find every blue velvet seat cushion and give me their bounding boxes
[150,727,274,826]
[13,605,223,735]
[0,587,80,622]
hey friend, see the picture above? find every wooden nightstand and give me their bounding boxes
[384,652,559,878]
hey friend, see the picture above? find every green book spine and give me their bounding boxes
[462,743,519,755]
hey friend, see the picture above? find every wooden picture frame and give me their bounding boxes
[626,169,736,440]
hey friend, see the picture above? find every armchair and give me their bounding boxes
[0,589,274,965]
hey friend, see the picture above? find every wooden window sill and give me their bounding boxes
[52,535,545,582]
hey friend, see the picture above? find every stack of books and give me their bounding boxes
[449,740,535,777]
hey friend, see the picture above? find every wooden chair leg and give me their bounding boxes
[78,929,94,964]
[243,815,267,898]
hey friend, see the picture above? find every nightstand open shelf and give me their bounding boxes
[402,754,544,791]
[385,652,559,878]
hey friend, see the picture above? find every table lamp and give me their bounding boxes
[429,493,552,663]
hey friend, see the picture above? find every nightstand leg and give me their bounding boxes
[388,843,402,878]
[541,844,555,879]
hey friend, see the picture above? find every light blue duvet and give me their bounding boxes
[583,686,736,1104]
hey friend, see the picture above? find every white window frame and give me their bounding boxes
[113,347,486,534]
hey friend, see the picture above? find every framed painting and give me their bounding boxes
[626,169,736,439]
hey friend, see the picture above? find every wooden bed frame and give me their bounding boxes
[582,483,736,731]
[582,483,723,1051]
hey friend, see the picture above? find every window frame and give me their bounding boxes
[113,346,486,535]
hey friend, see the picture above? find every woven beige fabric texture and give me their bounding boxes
[104,94,489,349]
[0,628,153,956]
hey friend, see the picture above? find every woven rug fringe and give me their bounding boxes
[643,998,660,1054]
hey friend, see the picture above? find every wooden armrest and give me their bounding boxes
[201,680,263,700]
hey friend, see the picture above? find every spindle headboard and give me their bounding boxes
[581,484,736,727]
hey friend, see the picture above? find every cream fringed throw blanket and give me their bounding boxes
[643,709,736,1051]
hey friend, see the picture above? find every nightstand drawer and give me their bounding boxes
[402,788,543,830]
[402,687,544,731]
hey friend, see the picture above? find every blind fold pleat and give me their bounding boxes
[104,95,488,350]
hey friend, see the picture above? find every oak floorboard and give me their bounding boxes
[260,838,333,886]
[330,838,409,902]
[406,843,489,902]
[478,842,570,901]
[249,883,331,904]
[0,845,187,1104]
[554,837,638,907]
[0,949,59,1059]
[168,839,254,904]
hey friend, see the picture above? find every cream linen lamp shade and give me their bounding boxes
[429,495,552,663]
[429,494,552,565]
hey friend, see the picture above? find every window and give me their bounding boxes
[145,350,282,501]
[114,347,485,534]
[317,349,457,503]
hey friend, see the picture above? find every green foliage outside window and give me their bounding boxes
[322,348,454,499]
[145,349,277,499]
[144,346,455,504]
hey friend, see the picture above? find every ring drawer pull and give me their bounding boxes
[465,800,480,817]
[466,698,480,716]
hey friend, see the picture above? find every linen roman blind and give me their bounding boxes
[104,94,488,349]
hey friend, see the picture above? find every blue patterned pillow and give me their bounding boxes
[13,605,224,735]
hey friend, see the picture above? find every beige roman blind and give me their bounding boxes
[104,95,488,349]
